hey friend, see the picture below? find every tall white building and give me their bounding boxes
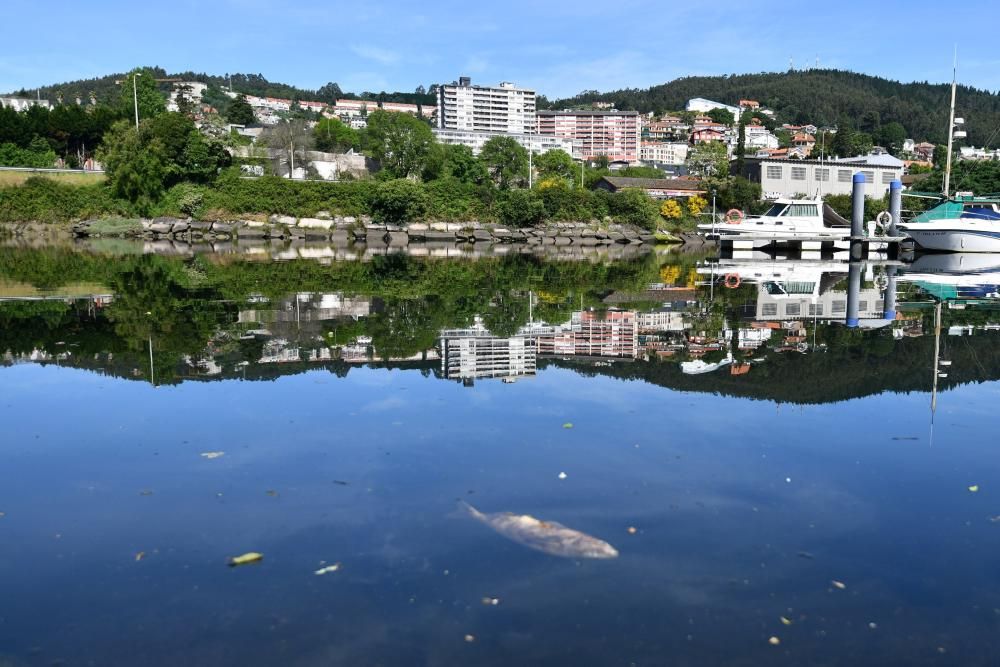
[437,77,536,135]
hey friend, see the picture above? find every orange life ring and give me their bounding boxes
[725,209,744,224]
[723,273,741,289]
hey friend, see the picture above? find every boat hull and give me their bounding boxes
[902,227,1000,253]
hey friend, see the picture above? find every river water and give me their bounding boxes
[2,246,1000,666]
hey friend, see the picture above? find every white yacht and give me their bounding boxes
[698,197,886,249]
[897,198,1000,252]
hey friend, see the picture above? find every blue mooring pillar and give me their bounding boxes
[846,262,862,328]
[883,266,898,321]
[850,172,866,261]
[889,179,902,237]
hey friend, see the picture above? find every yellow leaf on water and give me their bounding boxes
[768,636,781,646]
[969,485,980,493]
[780,616,793,625]
[562,423,574,429]
[135,551,145,562]
[228,552,263,567]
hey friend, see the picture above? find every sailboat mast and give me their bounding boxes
[943,54,957,197]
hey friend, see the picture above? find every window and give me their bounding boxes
[815,168,830,182]
[763,203,788,216]
[766,165,782,179]
[882,172,896,184]
[832,300,846,314]
[808,303,824,316]
[838,170,852,182]
[862,170,875,183]
[787,204,819,217]
[791,167,807,180]
[785,303,801,316]
[762,303,778,317]
[859,301,868,311]
[875,300,884,312]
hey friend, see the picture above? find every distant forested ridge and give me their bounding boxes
[7,67,435,108]
[547,70,1000,146]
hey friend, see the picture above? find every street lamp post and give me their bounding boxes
[132,74,140,130]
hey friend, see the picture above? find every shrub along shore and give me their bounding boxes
[0,170,671,232]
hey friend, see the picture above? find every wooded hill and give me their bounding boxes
[547,69,1000,146]
[7,67,435,108]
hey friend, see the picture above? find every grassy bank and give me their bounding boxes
[0,170,105,188]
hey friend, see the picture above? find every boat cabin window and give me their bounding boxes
[786,204,819,217]
[762,282,787,296]
[763,203,788,217]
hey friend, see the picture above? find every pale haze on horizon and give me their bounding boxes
[3,0,998,97]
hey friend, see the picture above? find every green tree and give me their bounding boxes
[97,120,167,211]
[441,144,489,185]
[118,68,166,124]
[313,117,360,153]
[479,136,528,189]
[686,141,729,178]
[878,121,906,155]
[706,108,735,126]
[364,110,435,179]
[534,149,576,183]
[716,176,761,211]
[227,94,256,125]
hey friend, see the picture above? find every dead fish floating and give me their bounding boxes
[462,501,618,559]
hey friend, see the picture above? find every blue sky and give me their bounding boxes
[3,0,999,98]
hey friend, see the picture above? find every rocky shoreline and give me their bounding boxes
[70,215,662,247]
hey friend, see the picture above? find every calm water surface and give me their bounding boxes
[2,246,1000,666]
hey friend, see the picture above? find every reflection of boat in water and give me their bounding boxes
[680,353,733,375]
[901,254,1000,301]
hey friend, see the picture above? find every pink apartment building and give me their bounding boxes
[536,110,640,163]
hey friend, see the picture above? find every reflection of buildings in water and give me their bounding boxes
[756,282,886,324]
[439,319,550,384]
[537,310,638,359]
[239,292,372,325]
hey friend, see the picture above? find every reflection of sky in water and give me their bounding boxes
[3,363,1000,666]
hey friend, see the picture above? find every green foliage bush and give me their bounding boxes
[370,179,430,224]
[495,189,545,227]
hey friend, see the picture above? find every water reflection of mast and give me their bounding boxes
[148,335,155,387]
[931,301,941,421]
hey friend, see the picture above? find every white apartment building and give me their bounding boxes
[756,286,887,322]
[685,97,741,118]
[433,128,577,157]
[439,320,538,383]
[0,97,52,112]
[745,124,779,150]
[639,142,689,165]
[437,77,536,135]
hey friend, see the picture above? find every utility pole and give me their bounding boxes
[528,147,533,188]
[133,73,140,129]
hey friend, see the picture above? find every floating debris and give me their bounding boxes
[891,436,919,441]
[228,552,263,567]
[314,563,341,576]
[768,636,781,646]
[989,516,1000,523]
[557,472,568,480]
[969,485,980,493]
[831,580,847,590]
[868,622,878,630]
[332,480,350,486]
[461,501,618,559]
[135,551,145,562]
[464,634,476,643]
[0,511,5,518]
[201,451,225,460]
[627,526,638,535]
[138,489,154,496]
[562,423,574,429]
[265,490,279,497]
[785,477,792,484]
[480,597,500,606]
[796,551,815,560]
[780,616,793,626]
